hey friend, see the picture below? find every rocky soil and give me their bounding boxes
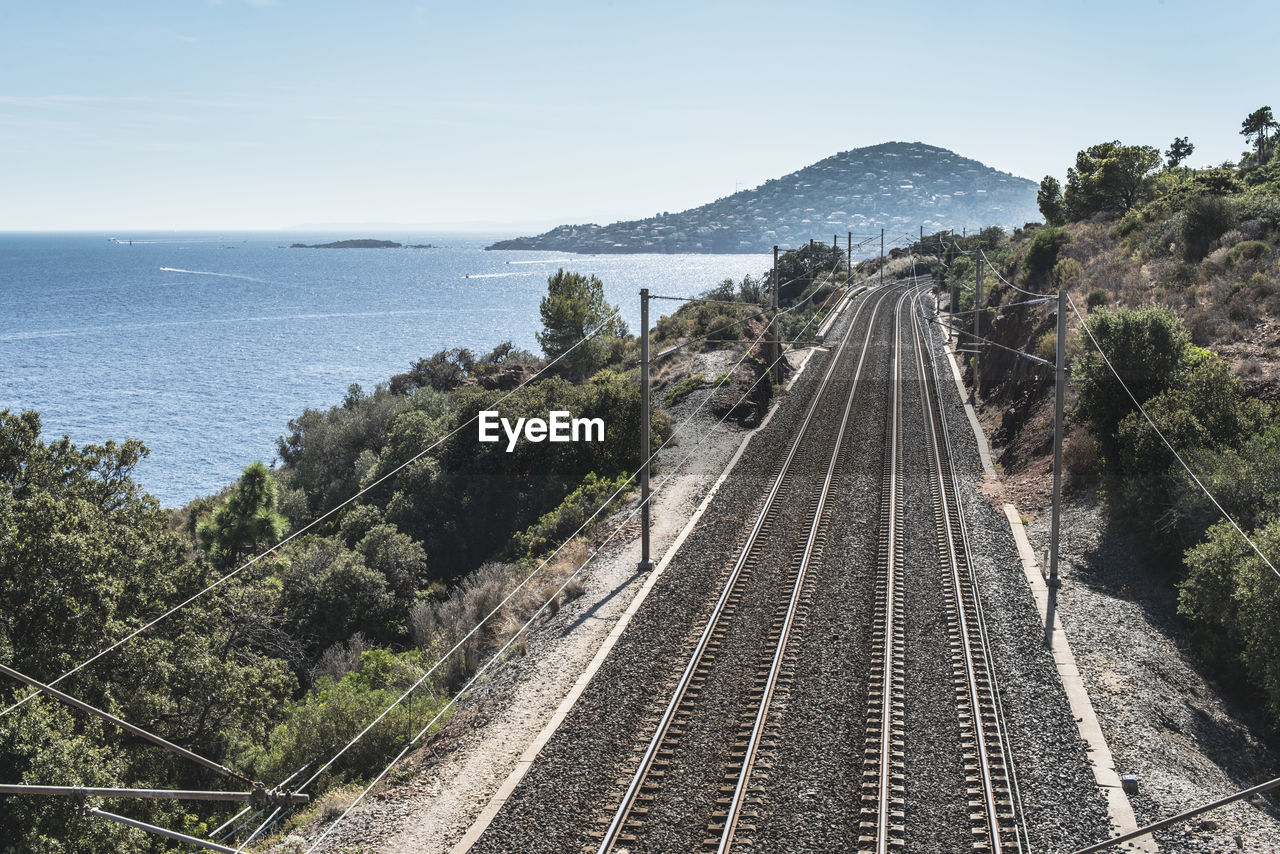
[965,296,1280,851]
[1024,497,1280,853]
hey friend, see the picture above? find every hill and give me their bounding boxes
[487,141,1040,254]
[914,129,1280,728]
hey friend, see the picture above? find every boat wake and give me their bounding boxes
[159,267,268,283]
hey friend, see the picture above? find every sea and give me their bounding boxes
[0,232,772,508]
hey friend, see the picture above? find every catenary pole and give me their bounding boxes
[639,288,652,572]
[973,254,984,398]
[1048,289,1067,587]
[847,231,852,280]
[879,228,884,286]
[772,245,781,385]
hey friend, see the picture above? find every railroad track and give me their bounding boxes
[589,275,1024,853]
[591,281,902,853]
[911,286,1023,851]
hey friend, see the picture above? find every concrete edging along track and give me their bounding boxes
[938,325,1157,853]
[448,296,856,854]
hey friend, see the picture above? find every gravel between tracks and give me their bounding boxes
[293,344,799,854]
[470,286,1112,853]
[466,290,888,854]
[299,284,1122,853]
[920,300,1113,852]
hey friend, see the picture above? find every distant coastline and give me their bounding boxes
[290,238,436,249]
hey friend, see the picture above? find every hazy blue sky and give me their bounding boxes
[2,0,1275,231]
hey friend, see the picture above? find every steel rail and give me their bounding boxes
[595,281,899,853]
[910,281,1018,853]
[867,288,913,854]
[715,284,912,854]
[916,288,1031,850]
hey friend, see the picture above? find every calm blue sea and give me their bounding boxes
[0,232,771,507]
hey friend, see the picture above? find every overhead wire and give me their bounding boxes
[297,245,866,853]
[978,248,1043,297]
[294,244,856,786]
[274,290,805,809]
[1068,295,1280,581]
[1,311,626,719]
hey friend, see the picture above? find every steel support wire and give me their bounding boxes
[254,287,822,852]
[296,271,870,854]
[1,309,627,720]
[0,663,255,785]
[89,808,241,854]
[1068,295,1280,581]
[928,318,1052,367]
[979,249,1043,298]
[654,266,850,361]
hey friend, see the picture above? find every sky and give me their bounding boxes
[1,0,1276,232]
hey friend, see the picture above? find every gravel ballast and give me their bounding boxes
[467,285,1112,853]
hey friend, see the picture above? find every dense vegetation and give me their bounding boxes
[0,248,842,851]
[0,267,668,851]
[929,105,1280,726]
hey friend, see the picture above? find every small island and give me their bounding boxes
[290,239,436,249]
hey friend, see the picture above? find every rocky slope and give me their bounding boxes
[488,141,1039,254]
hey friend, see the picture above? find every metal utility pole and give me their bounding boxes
[1048,289,1067,587]
[973,255,984,397]
[879,228,884,286]
[847,231,852,279]
[947,239,958,343]
[639,288,652,572]
[771,245,781,384]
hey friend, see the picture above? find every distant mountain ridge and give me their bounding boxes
[487,142,1040,254]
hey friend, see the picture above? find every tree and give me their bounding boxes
[389,348,476,394]
[1037,176,1065,225]
[1240,106,1278,156]
[1062,141,1162,220]
[197,461,289,566]
[0,410,193,680]
[536,269,627,380]
[1072,306,1191,465]
[0,410,295,853]
[774,242,845,303]
[1165,136,1194,169]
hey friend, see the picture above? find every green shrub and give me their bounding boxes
[707,314,742,344]
[1234,193,1280,228]
[664,373,710,406]
[1026,227,1072,284]
[511,471,631,559]
[1179,518,1280,719]
[1181,194,1236,261]
[1227,240,1270,265]
[246,649,445,790]
[1086,289,1109,310]
[1072,306,1190,465]
[1052,258,1083,289]
[1035,331,1057,364]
